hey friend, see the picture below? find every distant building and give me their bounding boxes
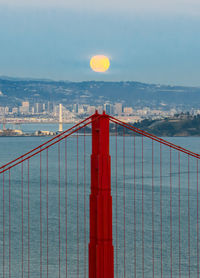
[4,107,9,115]
[87,106,96,114]
[35,130,55,136]
[22,101,29,107]
[19,101,29,114]
[0,129,23,136]
[114,103,122,115]
[12,107,18,114]
[0,106,8,115]
[96,106,103,114]
[47,102,54,113]
[73,104,78,113]
[124,107,133,115]
[104,103,113,114]
[78,105,85,114]
[34,103,43,113]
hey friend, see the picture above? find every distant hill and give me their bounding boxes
[0,77,200,110]
[112,114,200,137]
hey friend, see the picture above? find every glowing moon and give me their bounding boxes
[90,55,110,72]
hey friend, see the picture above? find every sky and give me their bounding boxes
[0,0,200,85]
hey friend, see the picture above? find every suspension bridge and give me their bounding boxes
[0,111,200,277]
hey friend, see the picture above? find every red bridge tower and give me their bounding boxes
[89,111,114,278]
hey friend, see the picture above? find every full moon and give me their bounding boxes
[90,55,110,72]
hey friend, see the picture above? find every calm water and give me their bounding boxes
[0,134,200,277]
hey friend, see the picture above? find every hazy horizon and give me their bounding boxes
[1,74,200,88]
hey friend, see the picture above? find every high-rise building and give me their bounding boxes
[73,104,78,113]
[114,103,122,115]
[47,102,54,113]
[19,101,29,114]
[103,103,113,115]
[34,103,43,113]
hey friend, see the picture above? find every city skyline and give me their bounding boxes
[0,99,199,125]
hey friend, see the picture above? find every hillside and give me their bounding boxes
[0,77,200,110]
[113,114,200,137]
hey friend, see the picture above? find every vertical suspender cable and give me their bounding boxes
[197,159,199,278]
[77,131,79,278]
[28,160,30,278]
[152,140,154,278]
[9,169,11,278]
[134,135,136,278]
[178,153,181,278]
[58,143,61,278]
[46,150,49,278]
[142,135,144,278]
[160,144,163,278]
[65,138,68,278]
[170,148,172,278]
[21,162,24,278]
[188,155,190,278]
[84,128,86,278]
[3,169,5,278]
[115,124,118,278]
[40,151,42,278]
[123,127,126,278]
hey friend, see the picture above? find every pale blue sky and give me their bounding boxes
[0,1,200,85]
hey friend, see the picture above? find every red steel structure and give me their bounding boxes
[89,112,114,278]
[0,111,200,278]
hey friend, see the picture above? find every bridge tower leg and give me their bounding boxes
[89,111,114,278]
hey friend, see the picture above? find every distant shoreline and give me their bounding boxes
[1,114,200,137]
[111,114,200,137]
